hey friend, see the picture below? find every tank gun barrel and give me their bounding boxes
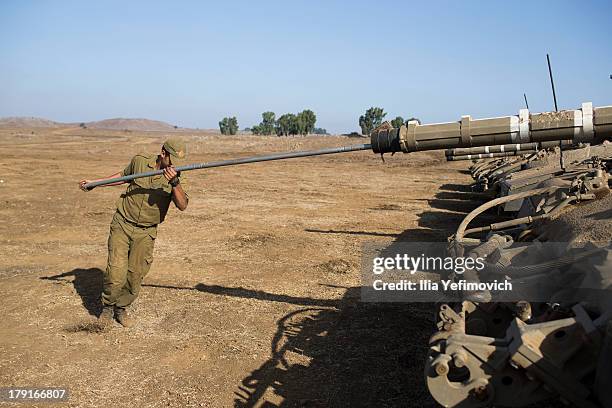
[371,102,612,154]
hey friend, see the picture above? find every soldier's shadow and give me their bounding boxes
[40,268,104,317]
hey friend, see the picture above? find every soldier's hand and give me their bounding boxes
[163,166,178,182]
[79,179,94,191]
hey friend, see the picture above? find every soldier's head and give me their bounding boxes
[160,138,187,168]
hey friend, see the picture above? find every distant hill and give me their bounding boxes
[85,118,178,131]
[0,116,180,131]
[0,117,60,128]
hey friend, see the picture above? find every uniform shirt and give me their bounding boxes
[116,154,188,227]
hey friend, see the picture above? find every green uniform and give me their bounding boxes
[102,153,188,308]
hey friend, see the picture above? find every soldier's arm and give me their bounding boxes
[170,184,189,211]
[79,157,136,191]
[79,172,127,191]
[163,166,188,211]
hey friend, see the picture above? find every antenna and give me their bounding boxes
[523,93,529,109]
[546,54,559,111]
[546,53,564,170]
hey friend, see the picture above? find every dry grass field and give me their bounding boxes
[0,126,479,407]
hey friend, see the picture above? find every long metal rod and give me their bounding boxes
[445,140,573,156]
[446,150,537,161]
[83,143,371,189]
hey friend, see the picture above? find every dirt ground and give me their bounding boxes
[0,127,478,407]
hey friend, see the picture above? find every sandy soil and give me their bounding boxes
[0,127,480,407]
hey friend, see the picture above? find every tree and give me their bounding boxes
[276,113,298,136]
[296,109,316,135]
[391,116,404,128]
[261,111,276,135]
[219,116,239,135]
[229,117,238,134]
[359,107,386,135]
[251,111,276,135]
[312,127,328,135]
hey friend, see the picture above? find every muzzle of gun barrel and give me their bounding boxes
[370,128,402,154]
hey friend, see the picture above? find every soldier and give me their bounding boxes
[79,138,189,327]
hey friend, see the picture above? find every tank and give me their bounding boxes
[368,104,612,407]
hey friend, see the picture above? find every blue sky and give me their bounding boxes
[1,0,610,133]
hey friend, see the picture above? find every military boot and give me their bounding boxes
[114,307,134,328]
[98,306,114,327]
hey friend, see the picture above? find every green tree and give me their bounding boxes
[219,118,229,135]
[251,112,276,135]
[359,107,386,135]
[294,114,305,135]
[276,113,297,136]
[391,116,404,128]
[261,111,276,135]
[219,116,239,135]
[229,117,238,134]
[296,109,316,135]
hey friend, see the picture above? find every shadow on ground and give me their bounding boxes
[227,287,437,407]
[305,178,505,245]
[228,181,491,407]
[40,267,103,317]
